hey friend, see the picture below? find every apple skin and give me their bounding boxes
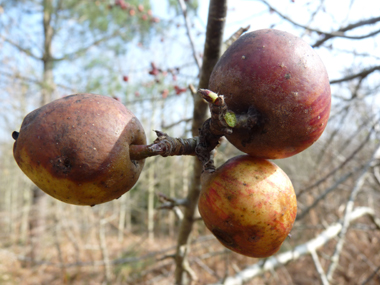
[199,155,297,258]
[13,94,146,206]
[209,29,331,159]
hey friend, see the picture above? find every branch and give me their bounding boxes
[326,144,380,281]
[222,25,250,53]
[296,164,362,221]
[129,130,198,160]
[330,65,380,84]
[157,192,188,219]
[0,69,76,91]
[53,29,125,62]
[259,0,380,47]
[310,250,329,285]
[297,124,376,198]
[161,118,192,129]
[177,0,202,70]
[213,207,379,285]
[1,36,42,60]
[313,16,380,47]
[174,0,227,283]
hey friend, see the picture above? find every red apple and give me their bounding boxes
[199,155,297,258]
[209,29,331,159]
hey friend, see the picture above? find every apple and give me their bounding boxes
[209,29,331,159]
[13,93,146,206]
[198,155,297,258]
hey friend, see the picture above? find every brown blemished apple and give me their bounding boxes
[199,155,297,258]
[209,29,331,159]
[13,93,146,206]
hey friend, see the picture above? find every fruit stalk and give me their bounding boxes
[129,131,199,160]
[129,89,258,172]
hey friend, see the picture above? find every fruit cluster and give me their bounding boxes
[199,29,331,258]
[12,29,331,258]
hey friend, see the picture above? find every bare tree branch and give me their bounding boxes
[296,164,363,221]
[222,25,250,53]
[53,30,125,62]
[1,36,42,60]
[310,250,329,285]
[362,266,380,285]
[0,70,76,91]
[213,207,379,285]
[177,0,202,70]
[330,66,380,84]
[298,124,376,198]
[259,0,380,47]
[326,144,380,281]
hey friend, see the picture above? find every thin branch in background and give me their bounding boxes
[300,0,326,38]
[99,207,112,283]
[259,0,380,46]
[161,118,192,130]
[157,192,189,208]
[330,65,380,84]
[326,143,380,281]
[1,35,42,60]
[177,0,202,70]
[157,192,186,221]
[0,69,76,92]
[222,25,250,53]
[362,265,380,285]
[310,250,329,285]
[298,125,376,198]
[193,256,221,280]
[315,105,349,166]
[296,164,363,221]
[212,207,380,285]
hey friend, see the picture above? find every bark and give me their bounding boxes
[174,1,227,284]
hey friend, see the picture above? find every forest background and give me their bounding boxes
[1,0,380,284]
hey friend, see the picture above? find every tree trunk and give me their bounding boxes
[174,1,227,283]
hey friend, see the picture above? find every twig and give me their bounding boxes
[129,131,199,160]
[259,0,380,46]
[157,192,189,209]
[177,0,202,70]
[297,163,366,221]
[222,25,250,53]
[361,265,380,285]
[213,207,379,285]
[310,250,329,285]
[157,192,186,220]
[298,125,376,198]
[183,258,198,283]
[326,144,380,281]
[194,257,221,279]
[330,65,380,84]
[161,118,192,129]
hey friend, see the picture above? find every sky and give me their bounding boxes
[150,0,380,82]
